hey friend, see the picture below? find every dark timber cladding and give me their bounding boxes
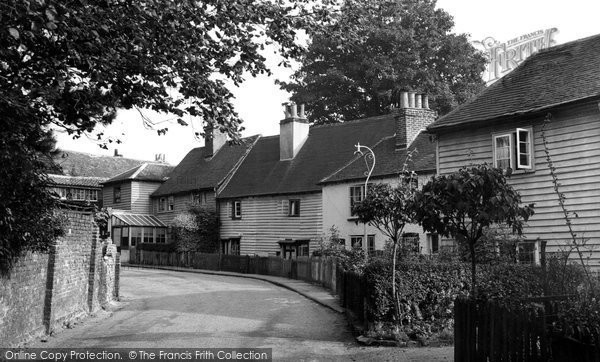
[427,33,600,268]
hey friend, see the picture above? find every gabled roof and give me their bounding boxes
[52,150,145,177]
[429,33,600,132]
[151,136,259,197]
[320,131,436,184]
[218,114,397,198]
[48,174,107,188]
[103,162,174,185]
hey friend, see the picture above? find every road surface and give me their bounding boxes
[29,268,452,361]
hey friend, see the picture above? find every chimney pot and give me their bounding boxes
[423,95,429,109]
[299,104,305,118]
[400,91,409,108]
[408,92,415,108]
[415,94,422,109]
[290,103,298,118]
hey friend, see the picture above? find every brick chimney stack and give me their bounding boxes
[395,91,436,149]
[280,103,309,160]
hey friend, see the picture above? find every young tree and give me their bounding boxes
[352,173,418,317]
[280,0,487,124]
[1,0,334,268]
[413,164,535,296]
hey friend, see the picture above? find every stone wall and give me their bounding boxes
[0,209,120,347]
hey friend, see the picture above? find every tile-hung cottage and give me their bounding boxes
[428,34,600,266]
[150,130,259,226]
[102,161,174,261]
[218,101,434,258]
[319,93,438,254]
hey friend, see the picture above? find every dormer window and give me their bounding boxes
[492,127,533,171]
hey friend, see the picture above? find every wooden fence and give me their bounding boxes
[455,298,600,361]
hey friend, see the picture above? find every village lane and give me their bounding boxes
[29,268,453,361]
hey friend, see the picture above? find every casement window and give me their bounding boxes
[367,235,375,254]
[143,227,154,243]
[350,235,363,248]
[168,195,174,211]
[156,228,167,244]
[517,241,538,264]
[288,199,300,217]
[492,127,534,171]
[349,185,365,216]
[113,186,121,203]
[297,240,310,257]
[158,197,166,212]
[232,200,242,219]
[130,227,142,247]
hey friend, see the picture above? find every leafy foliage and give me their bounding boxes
[0,0,334,270]
[413,164,535,295]
[313,225,367,272]
[0,106,64,272]
[352,172,419,319]
[171,205,219,253]
[280,0,487,124]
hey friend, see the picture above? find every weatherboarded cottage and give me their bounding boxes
[427,34,600,266]
[218,100,435,258]
[318,103,437,253]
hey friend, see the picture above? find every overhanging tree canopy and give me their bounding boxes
[280,0,487,124]
[0,0,335,270]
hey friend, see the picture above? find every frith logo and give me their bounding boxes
[474,28,558,84]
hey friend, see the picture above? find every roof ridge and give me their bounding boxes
[130,163,148,179]
[311,113,393,130]
[216,135,262,195]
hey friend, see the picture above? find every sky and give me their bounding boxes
[55,0,600,164]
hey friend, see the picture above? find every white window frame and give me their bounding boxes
[516,127,533,169]
[232,200,242,219]
[168,195,175,211]
[492,126,534,172]
[493,133,513,170]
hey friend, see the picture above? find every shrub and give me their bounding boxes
[171,205,219,253]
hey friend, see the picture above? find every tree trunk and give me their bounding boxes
[470,242,477,298]
[392,240,399,320]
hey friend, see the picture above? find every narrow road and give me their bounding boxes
[29,268,453,361]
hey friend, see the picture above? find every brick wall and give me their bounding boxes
[0,209,120,347]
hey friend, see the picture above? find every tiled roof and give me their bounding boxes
[52,150,146,178]
[48,174,107,188]
[320,131,436,184]
[103,162,174,185]
[152,136,259,197]
[218,114,397,198]
[429,33,600,132]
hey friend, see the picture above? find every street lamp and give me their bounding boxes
[354,142,376,255]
